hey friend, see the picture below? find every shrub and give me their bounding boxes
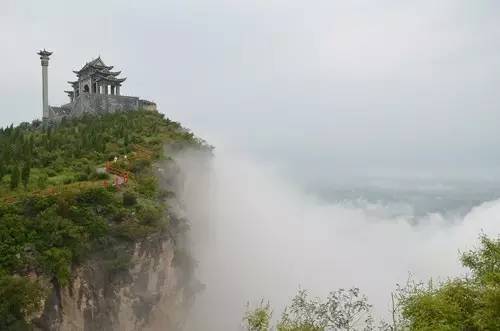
[137,204,162,226]
[136,176,157,197]
[36,173,48,189]
[130,159,151,174]
[111,209,129,223]
[96,172,109,180]
[0,276,44,330]
[397,235,500,330]
[122,192,137,207]
[46,169,57,177]
[243,301,272,331]
[10,166,20,190]
[75,172,88,182]
[76,188,113,205]
[112,221,152,241]
[40,248,72,286]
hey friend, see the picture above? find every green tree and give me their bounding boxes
[36,173,48,189]
[244,301,272,331]
[10,165,20,190]
[0,159,5,180]
[124,132,130,147]
[278,289,373,331]
[21,162,31,190]
[397,235,500,330]
[40,248,72,286]
[0,275,44,331]
[244,288,373,331]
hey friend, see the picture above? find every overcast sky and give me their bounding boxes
[2,0,500,179]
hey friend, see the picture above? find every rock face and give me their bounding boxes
[33,233,194,331]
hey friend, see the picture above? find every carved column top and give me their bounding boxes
[37,49,52,66]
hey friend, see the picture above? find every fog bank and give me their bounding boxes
[176,148,500,330]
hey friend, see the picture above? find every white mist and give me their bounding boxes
[175,148,500,330]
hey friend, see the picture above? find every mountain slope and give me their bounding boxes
[0,110,210,330]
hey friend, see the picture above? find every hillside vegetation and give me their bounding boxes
[0,110,210,330]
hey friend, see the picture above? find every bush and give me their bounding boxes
[75,172,88,182]
[96,172,109,180]
[137,204,162,226]
[136,176,157,197]
[76,188,113,205]
[244,301,272,331]
[122,191,137,207]
[10,166,20,190]
[112,221,152,241]
[46,169,57,177]
[130,159,151,174]
[397,235,500,330]
[111,209,129,223]
[40,247,72,286]
[37,173,48,189]
[0,276,44,331]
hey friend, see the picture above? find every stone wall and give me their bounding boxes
[51,94,143,121]
[49,94,159,122]
[71,94,140,115]
[139,100,157,112]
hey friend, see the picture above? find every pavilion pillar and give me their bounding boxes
[104,84,108,95]
[111,85,115,95]
[37,50,52,121]
[116,86,120,95]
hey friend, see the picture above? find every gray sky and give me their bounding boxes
[2,0,500,178]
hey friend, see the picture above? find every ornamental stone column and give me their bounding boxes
[37,49,52,120]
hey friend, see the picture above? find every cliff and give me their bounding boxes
[35,160,200,331]
[0,110,211,331]
[35,238,189,331]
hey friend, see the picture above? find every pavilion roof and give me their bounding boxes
[74,57,114,75]
[68,56,127,88]
[98,69,121,76]
[94,76,127,84]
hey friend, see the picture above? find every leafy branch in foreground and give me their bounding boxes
[395,234,500,331]
[244,234,500,331]
[244,288,373,331]
[244,300,272,331]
